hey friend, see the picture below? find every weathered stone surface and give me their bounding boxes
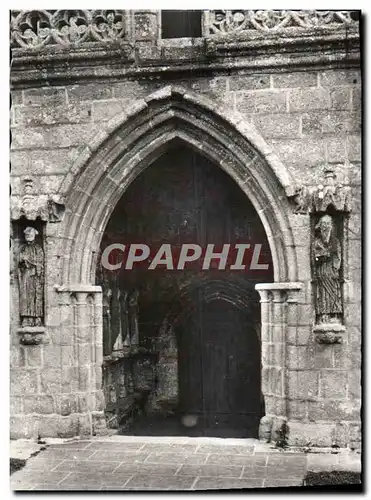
[287,399,308,420]
[14,103,92,126]
[229,74,270,91]
[272,71,317,89]
[67,83,114,103]
[350,342,362,367]
[330,88,351,110]
[43,345,62,368]
[326,137,347,162]
[11,124,100,149]
[40,369,61,394]
[190,76,227,96]
[352,87,362,110]
[302,111,360,135]
[116,462,180,475]
[10,396,24,414]
[11,147,83,176]
[10,346,26,368]
[25,346,43,367]
[23,87,67,106]
[178,464,243,477]
[205,453,262,466]
[38,414,81,438]
[195,477,264,490]
[287,422,335,447]
[270,138,326,169]
[348,370,362,399]
[10,415,39,439]
[319,371,348,399]
[11,369,38,394]
[92,99,132,122]
[24,395,55,414]
[289,88,331,112]
[9,14,361,449]
[253,114,300,138]
[11,90,23,105]
[319,70,361,87]
[308,399,359,421]
[126,474,195,490]
[235,90,287,114]
[288,370,319,400]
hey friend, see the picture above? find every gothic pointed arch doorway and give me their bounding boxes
[54,86,302,441]
[98,143,273,437]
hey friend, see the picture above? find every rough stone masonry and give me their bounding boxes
[10,10,361,450]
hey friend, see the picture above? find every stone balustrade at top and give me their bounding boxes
[10,10,359,50]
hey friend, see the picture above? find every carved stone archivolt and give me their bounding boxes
[204,10,358,35]
[11,179,65,223]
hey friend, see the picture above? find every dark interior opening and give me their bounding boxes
[161,10,202,39]
[97,143,273,437]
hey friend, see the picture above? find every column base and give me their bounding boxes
[259,416,288,445]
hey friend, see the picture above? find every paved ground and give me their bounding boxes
[10,436,361,491]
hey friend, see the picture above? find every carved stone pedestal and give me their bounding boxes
[313,323,346,344]
[17,326,46,345]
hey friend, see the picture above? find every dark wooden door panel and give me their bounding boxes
[177,294,261,434]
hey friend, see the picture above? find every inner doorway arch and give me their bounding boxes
[98,145,272,436]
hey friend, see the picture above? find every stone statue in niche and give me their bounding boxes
[312,214,343,324]
[128,290,139,346]
[18,226,44,327]
[120,290,130,347]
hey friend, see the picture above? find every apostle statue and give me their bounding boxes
[312,214,343,324]
[128,290,140,346]
[18,227,44,327]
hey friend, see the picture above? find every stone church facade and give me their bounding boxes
[10,10,361,449]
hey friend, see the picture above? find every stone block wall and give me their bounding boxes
[10,287,105,439]
[11,68,361,188]
[10,41,361,445]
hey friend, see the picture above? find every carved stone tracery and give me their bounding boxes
[11,10,128,48]
[10,10,359,50]
[204,10,358,35]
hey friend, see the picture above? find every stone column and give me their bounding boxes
[256,282,302,443]
[55,285,107,436]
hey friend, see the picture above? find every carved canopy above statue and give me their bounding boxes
[293,167,352,215]
[11,193,65,222]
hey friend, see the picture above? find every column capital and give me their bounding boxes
[255,282,302,291]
